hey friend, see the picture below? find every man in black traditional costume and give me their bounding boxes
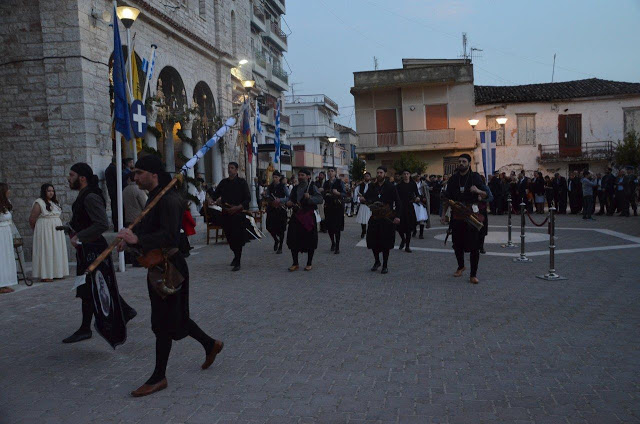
[117,155,223,397]
[360,166,401,274]
[62,163,136,344]
[322,167,346,254]
[286,169,323,271]
[265,171,290,254]
[440,154,488,284]
[210,162,251,271]
[395,170,421,253]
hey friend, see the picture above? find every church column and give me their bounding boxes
[182,112,199,217]
[144,100,159,150]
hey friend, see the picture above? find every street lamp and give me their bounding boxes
[468,119,479,130]
[242,80,255,89]
[496,117,508,126]
[116,6,140,28]
[328,137,338,168]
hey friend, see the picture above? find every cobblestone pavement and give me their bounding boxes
[1,214,639,424]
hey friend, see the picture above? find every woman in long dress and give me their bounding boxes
[29,184,69,282]
[0,183,18,294]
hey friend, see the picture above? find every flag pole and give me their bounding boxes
[115,130,126,273]
[141,44,157,103]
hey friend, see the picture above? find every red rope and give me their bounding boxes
[526,211,549,227]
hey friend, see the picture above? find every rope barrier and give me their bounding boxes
[526,211,549,227]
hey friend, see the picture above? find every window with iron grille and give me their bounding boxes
[516,114,535,145]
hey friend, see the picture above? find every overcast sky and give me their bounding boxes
[283,0,640,127]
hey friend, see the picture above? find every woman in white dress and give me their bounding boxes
[29,184,69,282]
[354,172,372,239]
[0,183,18,294]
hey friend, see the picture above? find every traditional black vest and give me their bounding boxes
[70,185,105,233]
[268,182,287,199]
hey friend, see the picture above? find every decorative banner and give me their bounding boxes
[130,99,147,138]
[181,117,237,172]
[89,254,127,349]
[111,6,132,140]
[480,130,497,178]
[274,100,281,164]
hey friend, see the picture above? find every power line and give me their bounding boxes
[316,0,389,50]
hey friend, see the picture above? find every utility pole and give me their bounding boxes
[461,32,468,60]
[373,56,379,70]
[552,53,556,82]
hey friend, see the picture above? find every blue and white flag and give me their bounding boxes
[480,130,497,178]
[274,100,281,164]
[111,7,132,140]
[255,99,262,134]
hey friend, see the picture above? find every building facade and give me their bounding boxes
[286,94,349,178]
[352,59,477,176]
[249,0,292,179]
[472,79,640,177]
[0,0,254,258]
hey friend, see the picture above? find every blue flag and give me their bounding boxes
[256,99,262,134]
[274,100,281,164]
[112,7,132,140]
[480,130,497,178]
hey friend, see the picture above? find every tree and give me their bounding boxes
[393,153,427,175]
[614,131,640,168]
[349,156,367,181]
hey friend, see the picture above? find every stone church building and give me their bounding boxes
[0,0,288,258]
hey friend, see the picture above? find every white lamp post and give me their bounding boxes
[328,137,337,168]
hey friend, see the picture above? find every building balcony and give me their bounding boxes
[356,129,465,153]
[284,94,339,115]
[268,64,289,91]
[279,114,290,131]
[289,124,337,139]
[270,0,286,15]
[293,151,323,169]
[251,6,266,32]
[265,21,288,52]
[538,141,614,163]
[253,50,267,77]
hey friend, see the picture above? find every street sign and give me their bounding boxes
[130,99,147,138]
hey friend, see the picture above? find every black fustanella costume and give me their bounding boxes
[444,170,485,278]
[132,182,218,386]
[265,181,289,252]
[211,176,251,267]
[364,179,401,272]
[286,181,323,266]
[322,178,346,252]
[395,180,420,250]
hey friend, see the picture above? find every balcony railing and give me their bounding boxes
[358,129,456,148]
[539,141,614,162]
[270,22,287,43]
[284,94,338,114]
[253,5,265,22]
[293,151,323,168]
[254,50,267,69]
[272,65,288,84]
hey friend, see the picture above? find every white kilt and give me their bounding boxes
[356,204,371,225]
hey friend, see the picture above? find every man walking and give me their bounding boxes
[581,170,597,220]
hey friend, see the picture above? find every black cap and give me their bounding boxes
[135,155,165,175]
[70,162,93,179]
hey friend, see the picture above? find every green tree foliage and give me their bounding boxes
[393,153,427,175]
[349,156,367,181]
[615,131,640,168]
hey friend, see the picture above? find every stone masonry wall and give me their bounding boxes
[0,0,250,260]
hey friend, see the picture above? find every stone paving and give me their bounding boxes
[1,214,639,424]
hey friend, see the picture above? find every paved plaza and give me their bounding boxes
[1,214,639,424]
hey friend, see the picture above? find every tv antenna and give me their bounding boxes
[470,47,483,63]
[461,33,468,60]
[289,82,303,102]
[373,56,379,70]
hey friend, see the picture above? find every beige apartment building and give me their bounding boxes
[351,59,477,176]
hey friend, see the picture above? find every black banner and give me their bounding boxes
[88,254,127,349]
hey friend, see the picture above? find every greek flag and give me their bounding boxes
[111,6,132,140]
[274,100,281,164]
[480,130,497,178]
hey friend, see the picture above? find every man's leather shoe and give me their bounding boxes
[276,248,282,254]
[62,330,92,344]
[399,241,405,250]
[229,259,238,266]
[469,277,479,284]
[405,247,412,253]
[131,378,168,397]
[419,234,424,239]
[202,340,224,370]
[381,267,389,274]
[304,265,313,271]
[288,265,299,272]
[453,267,465,277]
[232,265,241,272]
[371,262,381,271]
[273,241,279,251]
[334,248,340,254]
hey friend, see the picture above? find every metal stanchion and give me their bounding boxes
[513,202,532,262]
[537,207,567,280]
[502,194,517,248]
